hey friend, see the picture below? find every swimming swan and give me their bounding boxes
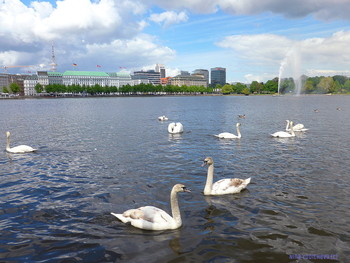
[6,131,37,153]
[111,184,190,230]
[271,121,295,138]
[168,122,184,134]
[285,120,308,132]
[215,123,241,139]
[158,115,168,121]
[202,157,251,195]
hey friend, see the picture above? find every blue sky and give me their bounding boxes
[1,0,350,83]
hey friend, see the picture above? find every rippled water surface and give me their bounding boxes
[1,95,349,262]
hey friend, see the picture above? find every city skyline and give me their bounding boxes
[1,0,350,83]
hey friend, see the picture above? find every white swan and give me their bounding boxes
[158,115,168,121]
[168,122,184,134]
[111,184,190,230]
[271,121,295,138]
[6,131,37,153]
[285,120,308,132]
[215,123,241,139]
[202,157,251,195]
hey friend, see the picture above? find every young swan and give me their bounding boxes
[111,184,190,230]
[202,157,251,195]
[6,131,37,153]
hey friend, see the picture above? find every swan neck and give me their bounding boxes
[6,134,11,151]
[170,189,182,226]
[204,164,214,195]
[286,121,290,131]
[290,123,295,136]
[236,125,241,138]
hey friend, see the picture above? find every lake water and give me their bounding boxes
[0,95,349,262]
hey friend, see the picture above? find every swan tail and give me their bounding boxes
[111,212,130,223]
[243,177,251,186]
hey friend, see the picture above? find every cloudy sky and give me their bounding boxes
[1,0,350,83]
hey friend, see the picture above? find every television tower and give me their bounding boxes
[50,42,57,72]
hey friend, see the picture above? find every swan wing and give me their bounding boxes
[271,131,293,138]
[212,178,251,195]
[111,206,176,230]
[7,145,36,153]
[215,132,238,139]
[293,123,304,130]
[175,123,183,133]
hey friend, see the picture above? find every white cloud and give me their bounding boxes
[216,30,350,81]
[81,35,176,70]
[149,11,188,27]
[145,0,350,21]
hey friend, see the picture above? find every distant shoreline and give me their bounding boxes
[1,93,348,100]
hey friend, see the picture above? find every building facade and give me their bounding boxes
[155,64,166,79]
[210,67,226,87]
[133,70,161,85]
[170,74,207,87]
[193,69,209,86]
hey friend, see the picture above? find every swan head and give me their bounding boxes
[202,157,213,167]
[173,184,191,193]
[236,123,241,127]
[6,131,10,138]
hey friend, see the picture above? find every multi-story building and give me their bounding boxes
[37,71,49,86]
[108,72,133,87]
[170,74,207,87]
[24,75,38,96]
[193,69,209,86]
[211,67,226,87]
[48,72,64,85]
[155,64,166,79]
[0,73,9,93]
[133,70,161,85]
[63,71,110,87]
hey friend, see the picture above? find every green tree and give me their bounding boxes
[343,79,350,92]
[241,87,250,95]
[317,77,335,93]
[233,82,246,94]
[221,84,233,94]
[2,87,9,93]
[263,78,278,94]
[250,81,263,94]
[10,83,21,94]
[35,83,44,93]
[304,79,315,94]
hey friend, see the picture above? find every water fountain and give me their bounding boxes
[277,46,302,95]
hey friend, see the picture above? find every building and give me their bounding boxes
[0,73,9,93]
[193,69,209,86]
[133,70,161,85]
[48,72,63,85]
[155,64,166,79]
[62,71,110,87]
[211,67,226,87]
[108,72,133,87]
[170,74,207,87]
[37,71,49,86]
[24,75,38,96]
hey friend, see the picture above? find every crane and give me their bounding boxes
[1,65,36,73]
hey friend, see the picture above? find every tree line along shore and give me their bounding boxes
[2,75,350,97]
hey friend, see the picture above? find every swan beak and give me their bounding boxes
[183,186,191,192]
[201,160,208,167]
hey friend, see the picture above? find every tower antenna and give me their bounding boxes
[50,42,57,72]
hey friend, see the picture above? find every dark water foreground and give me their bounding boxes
[1,95,349,262]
